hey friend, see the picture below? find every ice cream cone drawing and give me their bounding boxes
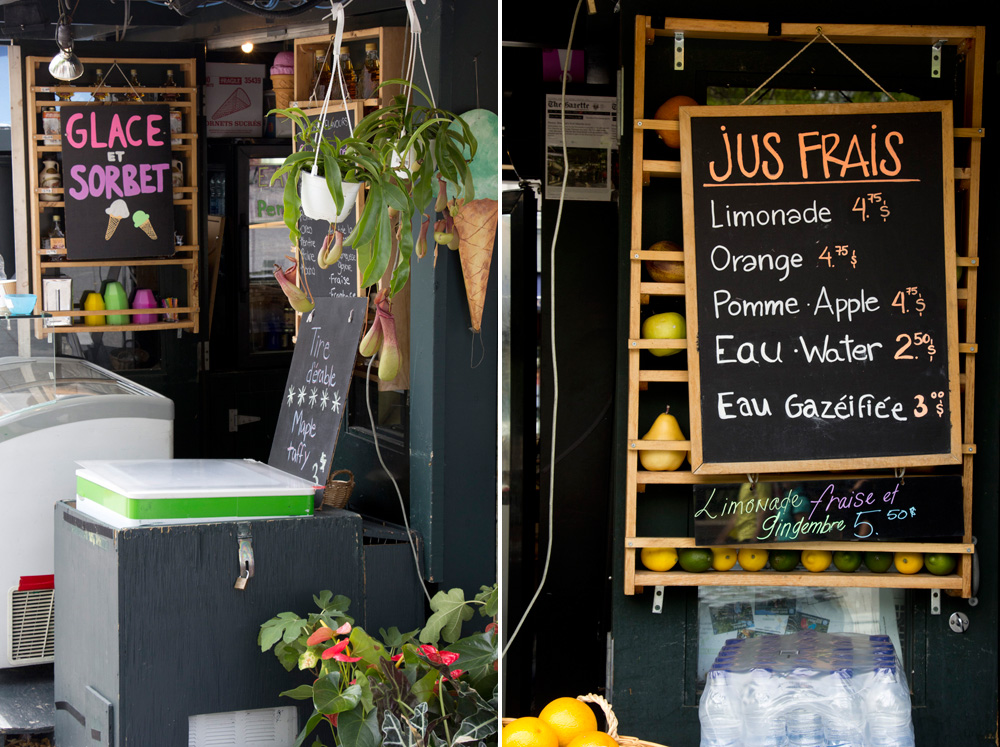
[133,210,157,240]
[212,88,251,120]
[105,199,130,240]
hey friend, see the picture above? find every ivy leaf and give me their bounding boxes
[475,585,498,618]
[452,709,499,744]
[420,588,475,645]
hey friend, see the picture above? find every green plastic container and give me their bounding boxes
[102,280,128,325]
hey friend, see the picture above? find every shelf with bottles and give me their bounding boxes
[290,26,407,108]
[25,56,201,338]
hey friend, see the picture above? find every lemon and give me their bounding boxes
[640,547,677,572]
[894,552,924,574]
[538,698,598,747]
[737,548,768,572]
[502,718,559,747]
[801,550,832,572]
[566,733,618,747]
[711,548,737,571]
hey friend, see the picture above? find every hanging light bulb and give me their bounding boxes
[241,41,254,53]
[48,7,84,82]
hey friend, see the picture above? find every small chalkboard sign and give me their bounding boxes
[295,105,361,299]
[693,475,963,544]
[268,296,368,485]
[61,104,175,260]
[680,102,961,473]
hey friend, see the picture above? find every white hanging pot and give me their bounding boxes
[301,171,362,224]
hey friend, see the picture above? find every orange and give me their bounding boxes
[538,698,599,747]
[894,552,924,575]
[502,718,559,747]
[566,732,618,747]
[654,95,698,148]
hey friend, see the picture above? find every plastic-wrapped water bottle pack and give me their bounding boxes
[699,631,915,747]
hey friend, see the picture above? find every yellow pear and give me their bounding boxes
[639,407,687,471]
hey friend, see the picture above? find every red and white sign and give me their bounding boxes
[205,62,265,137]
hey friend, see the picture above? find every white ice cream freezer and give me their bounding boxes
[0,356,173,668]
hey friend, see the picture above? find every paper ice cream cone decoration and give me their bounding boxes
[212,88,251,120]
[271,74,294,109]
[454,198,499,333]
[133,210,157,240]
[105,199,129,240]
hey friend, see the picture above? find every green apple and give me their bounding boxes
[924,553,957,576]
[833,551,863,573]
[864,551,893,573]
[642,312,686,357]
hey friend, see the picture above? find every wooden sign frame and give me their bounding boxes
[680,101,962,474]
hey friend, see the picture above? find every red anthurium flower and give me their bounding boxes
[325,714,339,727]
[321,639,362,663]
[307,627,335,647]
[391,653,404,662]
[448,668,464,679]
[419,644,460,667]
[334,621,352,636]
[486,622,498,635]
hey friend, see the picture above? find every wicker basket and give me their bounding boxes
[321,469,354,510]
[502,694,670,747]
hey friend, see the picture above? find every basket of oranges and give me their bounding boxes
[502,694,671,747]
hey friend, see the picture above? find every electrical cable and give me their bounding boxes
[365,353,433,605]
[501,0,583,663]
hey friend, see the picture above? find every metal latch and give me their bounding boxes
[674,32,685,70]
[234,523,255,590]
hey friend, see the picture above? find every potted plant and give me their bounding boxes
[268,81,478,380]
[259,584,498,747]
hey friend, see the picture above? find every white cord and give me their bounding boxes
[501,0,583,663]
[365,353,433,605]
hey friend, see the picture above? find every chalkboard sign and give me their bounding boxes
[296,105,360,299]
[693,475,963,544]
[61,104,175,259]
[680,102,961,473]
[268,296,368,484]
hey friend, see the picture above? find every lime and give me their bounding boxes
[640,547,677,572]
[768,549,800,572]
[833,551,863,573]
[894,552,924,575]
[864,551,893,573]
[678,548,713,572]
[711,548,738,571]
[737,548,768,572]
[802,550,832,572]
[924,553,957,576]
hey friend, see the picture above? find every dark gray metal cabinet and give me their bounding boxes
[54,502,422,746]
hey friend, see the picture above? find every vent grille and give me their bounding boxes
[9,588,55,664]
[189,707,297,747]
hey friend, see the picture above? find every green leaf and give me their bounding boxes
[294,712,326,747]
[383,181,409,212]
[322,151,345,214]
[420,589,476,645]
[444,633,497,678]
[259,619,285,652]
[338,706,381,747]
[452,709,499,744]
[350,626,390,668]
[283,170,302,243]
[280,684,316,700]
[275,639,305,672]
[476,585,498,617]
[313,590,334,609]
[410,668,440,704]
[314,679,363,715]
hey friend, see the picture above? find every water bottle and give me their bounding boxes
[741,668,788,747]
[864,667,915,747]
[700,670,743,747]
[824,669,863,747]
[785,709,824,747]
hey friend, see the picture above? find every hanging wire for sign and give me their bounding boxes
[739,27,898,106]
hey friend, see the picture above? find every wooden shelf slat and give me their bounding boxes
[638,281,686,295]
[627,537,975,553]
[634,568,964,590]
[638,369,689,382]
[629,338,687,350]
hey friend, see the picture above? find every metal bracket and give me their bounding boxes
[652,585,664,614]
[673,32,685,71]
[931,41,945,79]
[930,589,941,615]
[229,408,262,433]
